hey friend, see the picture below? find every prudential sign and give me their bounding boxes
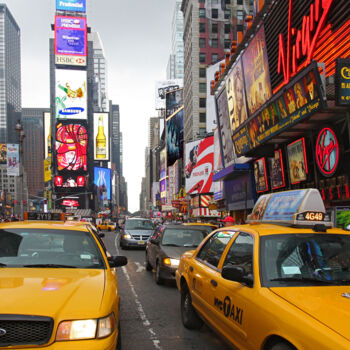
[56,0,86,12]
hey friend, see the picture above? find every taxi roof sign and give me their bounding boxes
[24,212,66,221]
[247,189,332,228]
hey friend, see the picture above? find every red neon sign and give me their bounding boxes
[315,127,339,177]
[277,0,334,87]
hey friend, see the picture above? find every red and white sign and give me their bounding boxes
[200,195,213,207]
[192,208,220,218]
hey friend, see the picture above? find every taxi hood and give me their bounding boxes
[271,286,350,341]
[0,268,106,318]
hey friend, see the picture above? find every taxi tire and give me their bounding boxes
[181,289,203,330]
[155,261,164,285]
[269,342,295,350]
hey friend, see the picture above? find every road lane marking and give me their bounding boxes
[114,236,163,350]
[135,261,146,272]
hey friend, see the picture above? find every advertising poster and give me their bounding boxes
[185,136,214,195]
[94,167,111,201]
[225,58,248,133]
[7,144,19,176]
[0,144,7,164]
[55,69,87,119]
[55,16,87,57]
[155,79,183,110]
[56,0,86,12]
[213,128,223,172]
[287,138,308,184]
[336,58,350,106]
[216,88,235,166]
[160,148,167,180]
[168,165,176,202]
[160,178,167,199]
[254,157,268,193]
[242,26,272,116]
[166,89,183,118]
[166,107,184,167]
[269,149,285,190]
[55,123,88,172]
[93,113,109,161]
[336,207,350,230]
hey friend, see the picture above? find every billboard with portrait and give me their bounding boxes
[155,79,183,110]
[216,88,235,166]
[166,107,184,167]
[55,69,87,119]
[94,167,111,201]
[254,157,268,193]
[287,138,308,184]
[7,144,19,176]
[0,144,6,164]
[185,136,214,195]
[93,113,110,161]
[269,149,285,190]
[56,0,86,12]
[242,26,272,116]
[55,122,88,173]
[166,89,183,118]
[225,58,248,133]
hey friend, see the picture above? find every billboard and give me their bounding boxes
[155,79,183,110]
[55,175,86,188]
[94,167,111,201]
[242,26,272,116]
[55,122,88,172]
[254,157,268,193]
[55,16,87,57]
[185,136,214,195]
[335,58,350,106]
[55,69,87,119]
[166,89,183,118]
[287,138,308,185]
[269,149,285,190]
[93,113,110,161]
[160,148,167,180]
[166,107,184,167]
[44,112,51,159]
[7,144,19,176]
[0,144,6,164]
[56,0,86,12]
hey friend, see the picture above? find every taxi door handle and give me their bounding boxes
[210,279,217,287]
[190,266,194,272]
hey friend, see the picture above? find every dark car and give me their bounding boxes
[120,217,155,249]
[145,224,208,284]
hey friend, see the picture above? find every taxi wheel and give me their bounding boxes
[155,261,164,285]
[145,252,152,271]
[181,288,203,329]
[269,342,295,350]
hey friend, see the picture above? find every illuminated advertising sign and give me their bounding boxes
[7,144,19,176]
[315,127,339,177]
[0,144,7,164]
[155,79,183,110]
[287,138,308,185]
[160,148,167,180]
[166,107,183,167]
[56,0,86,12]
[166,89,183,118]
[93,113,109,161]
[254,157,268,193]
[55,69,87,119]
[269,149,285,190]
[94,167,111,201]
[160,178,167,199]
[60,197,80,208]
[185,136,214,195]
[55,123,88,172]
[55,175,86,188]
[55,16,87,57]
[335,58,350,106]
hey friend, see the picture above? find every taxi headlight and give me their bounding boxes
[163,258,179,267]
[97,314,116,338]
[123,233,132,239]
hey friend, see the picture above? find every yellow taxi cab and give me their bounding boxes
[0,212,127,349]
[97,221,116,232]
[176,189,350,350]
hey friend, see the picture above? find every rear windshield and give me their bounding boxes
[162,228,207,247]
[125,220,154,230]
[0,228,105,269]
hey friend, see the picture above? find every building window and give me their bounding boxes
[210,38,218,48]
[199,67,206,78]
[237,0,243,4]
[199,98,206,108]
[200,113,206,123]
[224,10,230,19]
[199,53,206,63]
[212,53,219,63]
[199,0,205,2]
[212,8,218,19]
[224,23,230,34]
[224,39,231,49]
[199,38,206,48]
[199,83,206,93]
[199,22,206,33]
[199,8,206,18]
[237,10,244,22]
[212,23,218,33]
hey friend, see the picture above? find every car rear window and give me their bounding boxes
[162,228,206,247]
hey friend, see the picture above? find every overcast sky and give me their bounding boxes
[5,0,175,213]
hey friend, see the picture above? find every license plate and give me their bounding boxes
[138,240,145,245]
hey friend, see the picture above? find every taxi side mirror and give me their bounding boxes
[98,233,105,238]
[108,256,128,268]
[221,265,253,287]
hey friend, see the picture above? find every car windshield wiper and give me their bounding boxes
[270,277,335,285]
[23,264,77,268]
[162,243,181,247]
[0,263,7,267]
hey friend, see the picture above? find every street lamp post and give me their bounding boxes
[15,120,25,219]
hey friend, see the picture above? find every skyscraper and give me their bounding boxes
[0,4,21,143]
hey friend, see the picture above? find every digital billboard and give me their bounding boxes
[155,79,183,110]
[166,89,183,118]
[166,107,184,167]
[55,175,86,188]
[93,113,110,161]
[7,144,19,176]
[55,69,87,119]
[0,144,6,164]
[55,122,88,172]
[55,16,87,57]
[160,148,167,180]
[185,136,214,195]
[94,167,111,201]
[56,0,86,12]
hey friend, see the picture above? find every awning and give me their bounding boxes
[213,163,250,182]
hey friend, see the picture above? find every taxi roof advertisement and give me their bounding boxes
[56,0,86,12]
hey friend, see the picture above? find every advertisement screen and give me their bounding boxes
[55,175,86,188]
[242,26,272,116]
[155,79,183,110]
[185,136,214,195]
[166,89,183,118]
[269,149,285,190]
[55,69,87,119]
[55,123,88,172]
[160,148,167,180]
[254,157,268,193]
[0,144,7,164]
[93,113,110,161]
[160,178,167,199]
[94,167,111,201]
[287,138,308,184]
[7,144,19,176]
[166,107,184,167]
[55,16,87,57]
[56,0,86,12]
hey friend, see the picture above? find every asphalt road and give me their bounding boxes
[102,230,230,350]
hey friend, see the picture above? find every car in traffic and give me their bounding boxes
[120,217,155,249]
[146,224,208,284]
[183,222,218,234]
[176,189,350,350]
[0,212,127,349]
[97,220,116,231]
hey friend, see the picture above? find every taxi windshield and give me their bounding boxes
[0,228,105,269]
[260,234,350,287]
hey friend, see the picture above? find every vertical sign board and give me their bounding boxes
[0,144,7,164]
[7,144,19,176]
[335,58,350,106]
[44,112,51,160]
[94,167,111,201]
[93,113,110,161]
[166,107,184,167]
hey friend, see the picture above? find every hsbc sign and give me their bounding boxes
[55,55,86,67]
